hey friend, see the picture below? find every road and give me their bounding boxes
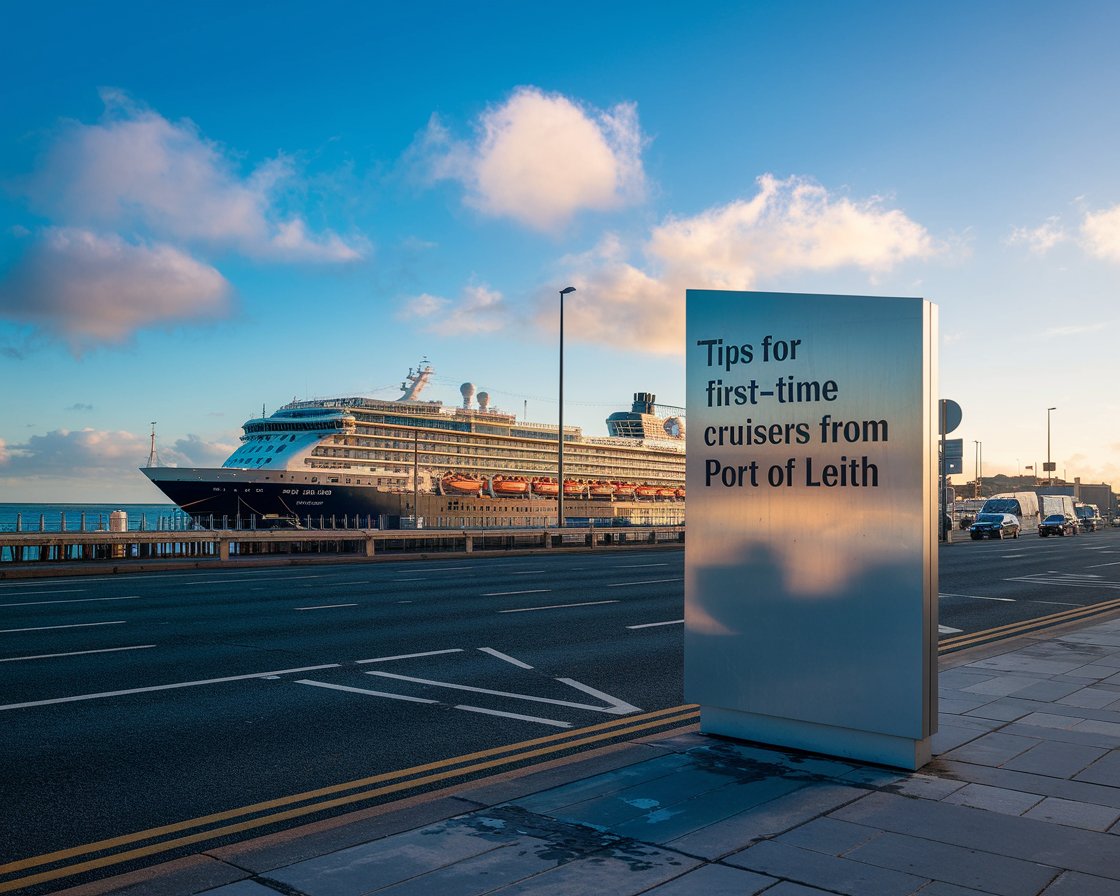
[2,529,1120,891]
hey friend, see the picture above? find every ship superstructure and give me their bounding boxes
[143,362,685,527]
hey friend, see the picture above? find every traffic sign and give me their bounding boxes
[939,399,962,435]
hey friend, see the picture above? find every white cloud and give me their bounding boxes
[24,89,363,262]
[417,87,647,231]
[0,228,231,349]
[0,427,235,475]
[1006,216,1068,254]
[400,284,509,335]
[1082,204,1120,261]
[548,175,936,354]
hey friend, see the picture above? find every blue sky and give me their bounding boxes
[2,1,1118,501]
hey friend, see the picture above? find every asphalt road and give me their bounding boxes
[3,529,1120,890]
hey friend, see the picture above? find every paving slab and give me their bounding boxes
[726,838,931,896]
[843,829,1058,896]
[1022,796,1120,831]
[1001,740,1109,778]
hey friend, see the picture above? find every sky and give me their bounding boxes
[1,1,1118,502]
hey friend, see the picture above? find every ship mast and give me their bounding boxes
[146,421,161,467]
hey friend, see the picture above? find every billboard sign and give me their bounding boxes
[685,290,938,769]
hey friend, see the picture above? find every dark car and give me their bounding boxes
[969,512,1020,540]
[1039,513,1078,537]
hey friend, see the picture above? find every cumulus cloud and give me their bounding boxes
[416,87,646,231]
[1082,203,1120,261]
[545,175,937,353]
[399,284,509,335]
[24,89,363,262]
[1006,216,1068,254]
[0,228,231,349]
[0,427,236,475]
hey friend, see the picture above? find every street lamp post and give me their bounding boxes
[558,286,576,528]
[1047,407,1057,485]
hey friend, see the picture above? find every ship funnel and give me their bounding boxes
[460,382,476,409]
[632,392,656,415]
[477,391,491,411]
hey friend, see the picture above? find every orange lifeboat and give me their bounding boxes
[440,472,485,495]
[563,479,584,497]
[531,478,559,497]
[675,487,686,499]
[657,487,677,498]
[612,482,637,498]
[588,481,615,498]
[490,475,530,497]
[635,484,660,499]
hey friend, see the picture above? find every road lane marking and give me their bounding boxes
[456,705,571,728]
[356,649,463,664]
[938,625,963,634]
[507,570,547,575]
[294,604,357,610]
[479,647,533,669]
[1030,600,1082,606]
[296,680,437,703]
[365,670,640,715]
[1088,560,1120,568]
[0,621,126,634]
[0,704,698,889]
[0,645,156,663]
[0,596,140,608]
[616,563,669,568]
[0,663,341,712]
[627,619,685,629]
[1006,577,1120,590]
[606,578,683,587]
[939,593,1014,602]
[483,589,551,597]
[499,600,618,613]
[394,566,472,574]
[0,589,85,598]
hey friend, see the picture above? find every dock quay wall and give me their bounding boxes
[0,525,685,579]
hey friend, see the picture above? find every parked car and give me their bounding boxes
[1039,514,1078,537]
[969,513,1020,540]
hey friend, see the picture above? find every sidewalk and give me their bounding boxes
[59,615,1120,896]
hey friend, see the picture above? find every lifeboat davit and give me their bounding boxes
[440,472,485,495]
[531,478,559,497]
[490,475,530,497]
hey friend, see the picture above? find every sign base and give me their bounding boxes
[701,705,932,771]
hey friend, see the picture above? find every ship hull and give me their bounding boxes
[143,467,684,528]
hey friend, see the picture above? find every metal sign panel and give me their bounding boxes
[685,290,937,770]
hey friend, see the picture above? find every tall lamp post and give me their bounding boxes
[557,286,576,528]
[1047,407,1057,485]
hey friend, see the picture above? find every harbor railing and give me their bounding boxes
[0,523,685,570]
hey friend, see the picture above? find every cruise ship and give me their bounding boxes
[142,362,685,528]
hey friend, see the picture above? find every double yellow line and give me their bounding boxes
[0,704,699,893]
[938,596,1120,652]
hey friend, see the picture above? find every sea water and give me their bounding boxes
[0,503,186,533]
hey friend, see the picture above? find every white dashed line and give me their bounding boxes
[627,619,685,629]
[499,600,618,613]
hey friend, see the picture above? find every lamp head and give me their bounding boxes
[560,286,576,295]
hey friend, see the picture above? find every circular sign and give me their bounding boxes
[939,399,962,435]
